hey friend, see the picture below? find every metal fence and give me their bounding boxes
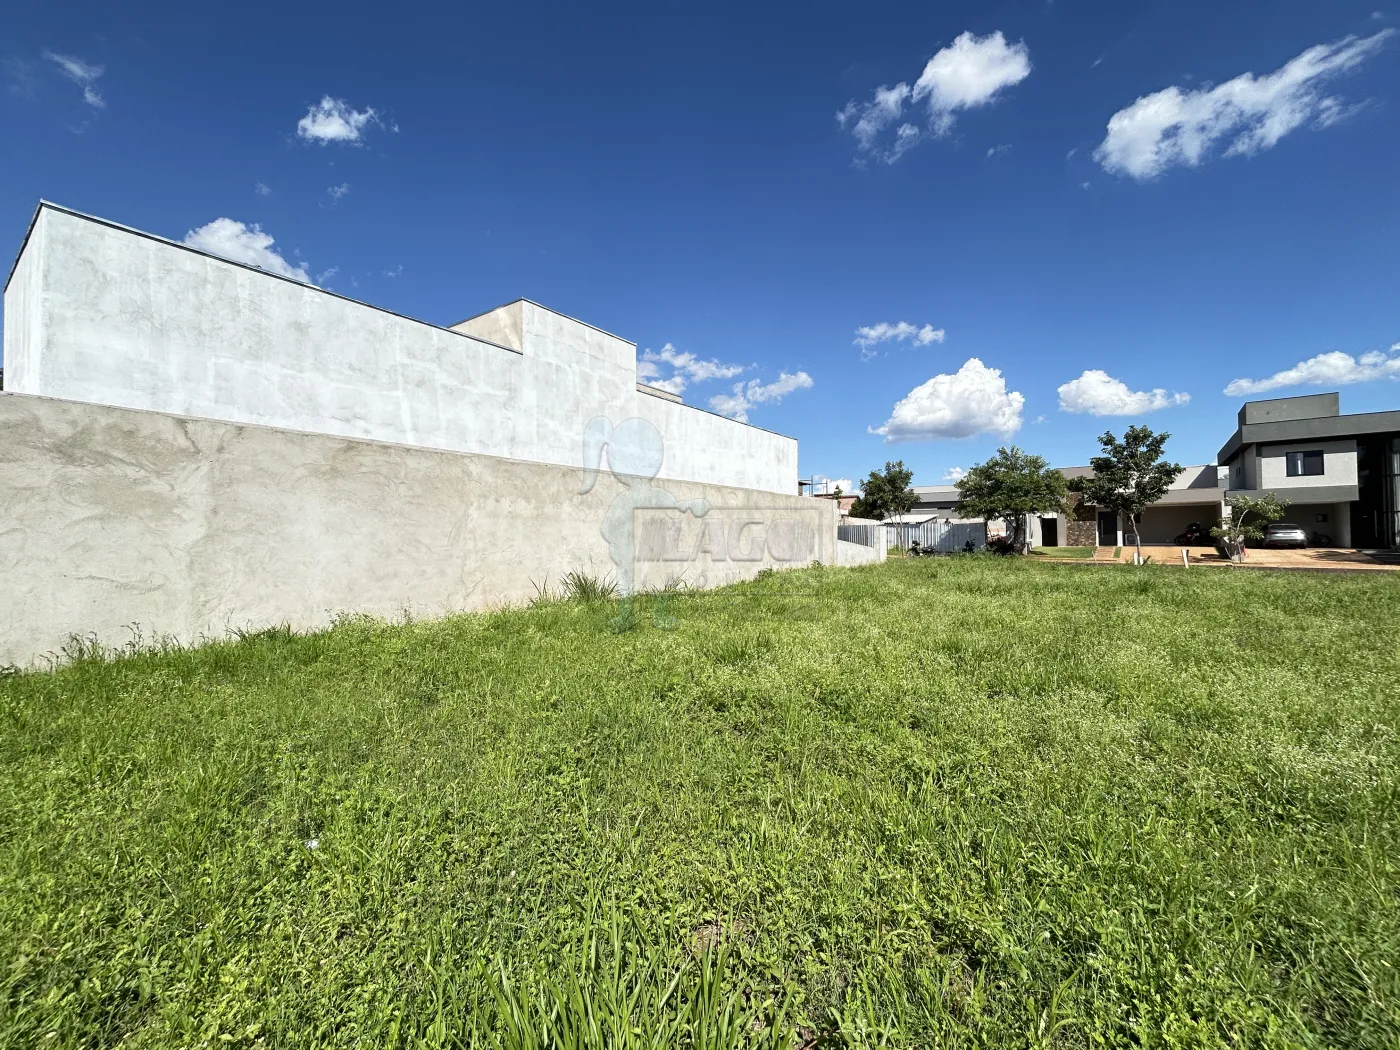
[836,520,882,547]
[881,519,987,553]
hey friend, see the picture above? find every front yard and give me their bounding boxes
[2,558,1398,1048]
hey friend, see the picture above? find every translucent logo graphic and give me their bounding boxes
[579,416,827,624]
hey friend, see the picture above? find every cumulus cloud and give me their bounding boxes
[871,358,1024,441]
[854,322,946,359]
[837,31,1031,163]
[1057,370,1190,415]
[638,343,746,396]
[709,371,814,422]
[1095,31,1393,180]
[296,96,379,144]
[326,182,350,201]
[182,218,312,283]
[1224,345,1400,396]
[942,466,968,482]
[44,50,104,108]
[641,345,750,397]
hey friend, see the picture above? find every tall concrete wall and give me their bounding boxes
[0,394,835,667]
[3,204,798,495]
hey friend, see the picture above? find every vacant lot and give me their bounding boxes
[3,559,1398,1048]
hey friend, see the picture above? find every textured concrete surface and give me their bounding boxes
[0,393,835,667]
[4,204,798,495]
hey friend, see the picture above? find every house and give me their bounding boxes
[1216,392,1399,550]
[880,392,1399,551]
[1063,393,1398,549]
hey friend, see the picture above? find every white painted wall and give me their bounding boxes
[3,205,797,494]
[1256,439,1358,490]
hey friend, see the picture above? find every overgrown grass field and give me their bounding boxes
[3,559,1398,1048]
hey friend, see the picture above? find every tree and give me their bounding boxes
[848,461,915,522]
[1069,426,1184,564]
[1212,493,1290,561]
[955,447,1068,553]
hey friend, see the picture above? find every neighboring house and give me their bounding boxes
[1216,392,1399,550]
[3,202,798,495]
[874,393,1400,551]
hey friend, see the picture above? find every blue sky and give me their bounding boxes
[3,0,1398,491]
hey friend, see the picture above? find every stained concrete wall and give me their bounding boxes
[0,393,835,667]
[3,204,798,495]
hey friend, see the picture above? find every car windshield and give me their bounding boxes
[1269,524,1302,532]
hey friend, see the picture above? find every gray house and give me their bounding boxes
[1216,392,1400,550]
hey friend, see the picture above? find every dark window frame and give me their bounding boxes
[1285,450,1325,477]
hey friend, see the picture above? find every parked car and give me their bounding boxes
[1173,522,1212,546]
[1262,523,1309,549]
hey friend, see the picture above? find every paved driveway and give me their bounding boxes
[1114,546,1400,572]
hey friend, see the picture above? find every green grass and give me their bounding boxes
[1029,546,1095,559]
[3,558,1399,1048]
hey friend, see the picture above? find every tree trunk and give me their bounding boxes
[1133,510,1144,564]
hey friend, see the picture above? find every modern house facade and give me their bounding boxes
[872,393,1399,551]
[1215,392,1399,550]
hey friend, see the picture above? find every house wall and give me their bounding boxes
[1256,438,1358,490]
[3,205,797,495]
[0,393,836,667]
[1,211,43,391]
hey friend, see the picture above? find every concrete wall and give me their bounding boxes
[1256,438,1358,490]
[1240,393,1339,426]
[0,393,835,667]
[3,204,797,495]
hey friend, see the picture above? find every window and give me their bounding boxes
[1286,450,1324,477]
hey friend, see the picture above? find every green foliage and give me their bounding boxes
[955,446,1069,553]
[848,460,914,522]
[3,560,1400,1047]
[1211,492,1292,558]
[560,570,620,604]
[1070,426,1185,560]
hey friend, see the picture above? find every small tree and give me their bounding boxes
[955,447,1069,553]
[1069,426,1184,563]
[1212,493,1290,561]
[849,461,915,524]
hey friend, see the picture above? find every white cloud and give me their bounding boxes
[854,321,945,359]
[1224,345,1400,396]
[986,143,1012,158]
[1057,370,1190,415]
[254,181,272,196]
[709,371,814,422]
[296,96,379,144]
[1095,31,1394,180]
[326,182,350,201]
[44,50,104,108]
[639,343,746,396]
[837,31,1031,162]
[384,264,403,278]
[812,474,855,495]
[871,358,1024,441]
[315,266,339,286]
[942,466,967,482]
[182,218,311,283]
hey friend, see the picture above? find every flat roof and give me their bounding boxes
[1217,406,1400,463]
